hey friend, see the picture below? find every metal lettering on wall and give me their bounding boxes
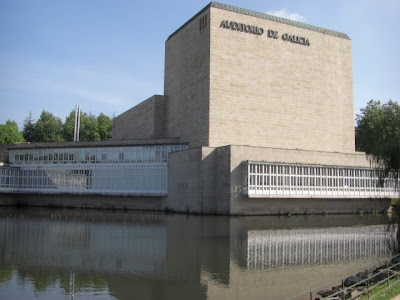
[220,20,311,47]
[220,20,264,35]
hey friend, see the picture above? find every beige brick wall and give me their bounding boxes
[208,7,355,153]
[154,96,167,138]
[119,4,355,152]
[230,145,370,168]
[167,147,222,214]
[112,95,166,140]
[164,9,211,147]
[167,147,203,212]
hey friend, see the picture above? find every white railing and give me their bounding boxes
[0,144,188,196]
[0,163,168,196]
[244,161,400,198]
[0,167,20,192]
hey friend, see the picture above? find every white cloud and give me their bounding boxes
[266,9,306,22]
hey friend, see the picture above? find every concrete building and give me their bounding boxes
[114,2,354,153]
[1,2,399,214]
[112,2,398,214]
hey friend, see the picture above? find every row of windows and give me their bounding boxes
[10,145,187,164]
[249,164,385,178]
[247,163,400,191]
[249,175,396,188]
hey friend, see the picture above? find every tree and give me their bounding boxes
[97,113,112,140]
[355,100,400,180]
[63,110,112,142]
[62,111,76,142]
[33,111,64,142]
[79,113,100,141]
[0,120,25,144]
[22,109,113,142]
[22,111,35,142]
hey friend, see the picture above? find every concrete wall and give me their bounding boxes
[167,145,391,215]
[167,148,203,213]
[153,96,168,138]
[0,193,165,211]
[208,7,354,153]
[228,197,390,216]
[164,8,211,148]
[167,147,222,214]
[112,95,167,140]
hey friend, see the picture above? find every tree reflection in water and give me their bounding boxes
[387,200,400,254]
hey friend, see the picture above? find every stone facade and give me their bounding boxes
[164,9,211,147]
[114,3,354,153]
[208,7,354,152]
[112,95,167,140]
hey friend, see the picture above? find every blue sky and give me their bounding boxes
[0,0,399,129]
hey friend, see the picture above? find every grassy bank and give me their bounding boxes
[360,276,400,300]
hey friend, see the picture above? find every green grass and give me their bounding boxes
[360,276,400,300]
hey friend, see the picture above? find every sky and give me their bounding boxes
[0,0,399,129]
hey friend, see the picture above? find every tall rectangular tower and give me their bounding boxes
[165,2,355,153]
[164,8,211,147]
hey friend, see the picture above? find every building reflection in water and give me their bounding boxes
[1,217,166,276]
[0,209,397,300]
[247,226,393,269]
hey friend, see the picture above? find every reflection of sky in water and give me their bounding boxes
[0,209,396,300]
[247,226,395,269]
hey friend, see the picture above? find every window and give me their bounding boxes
[199,14,208,31]
[119,152,124,160]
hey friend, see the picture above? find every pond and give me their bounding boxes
[0,207,396,299]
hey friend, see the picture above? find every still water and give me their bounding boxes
[0,207,397,300]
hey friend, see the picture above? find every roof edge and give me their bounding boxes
[167,3,212,41]
[167,1,350,41]
[6,138,186,150]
